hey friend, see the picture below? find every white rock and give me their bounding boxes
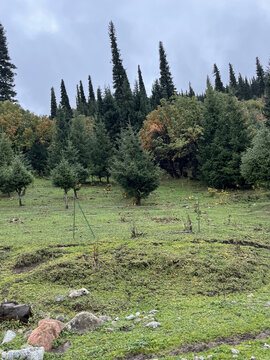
[149,309,158,314]
[99,315,112,322]
[2,330,16,344]
[114,317,119,321]
[68,288,90,298]
[106,327,115,332]
[2,347,44,360]
[145,321,161,329]
[111,321,118,326]
[207,356,213,359]
[135,312,141,317]
[17,329,24,335]
[250,357,256,360]
[177,317,181,321]
[263,343,270,348]
[194,356,204,360]
[126,314,135,320]
[231,348,239,354]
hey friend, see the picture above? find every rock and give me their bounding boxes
[0,303,32,323]
[2,330,16,344]
[135,312,141,317]
[24,330,33,339]
[114,317,119,321]
[66,312,103,334]
[177,317,181,321]
[194,357,204,360]
[55,295,66,302]
[264,301,270,307]
[145,321,161,329]
[250,357,256,360]
[111,321,118,326]
[0,349,4,355]
[68,288,89,298]
[231,348,239,354]
[49,341,71,354]
[247,293,254,298]
[99,315,111,322]
[27,319,65,351]
[17,329,24,335]
[106,327,115,332]
[149,309,158,314]
[126,314,135,320]
[134,318,142,322]
[263,343,270,348]
[231,300,237,303]
[207,356,213,359]
[2,347,44,360]
[56,315,65,322]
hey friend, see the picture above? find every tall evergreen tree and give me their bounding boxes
[213,64,225,92]
[0,23,16,102]
[50,87,57,119]
[263,70,270,128]
[88,75,96,116]
[77,80,88,115]
[0,133,13,167]
[96,87,103,116]
[229,63,237,92]
[150,79,162,109]
[256,57,265,97]
[159,41,175,99]
[60,79,72,118]
[101,87,120,141]
[70,114,91,168]
[188,82,195,97]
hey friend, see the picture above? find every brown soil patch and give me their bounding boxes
[151,217,179,223]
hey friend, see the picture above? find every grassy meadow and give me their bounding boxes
[0,177,270,359]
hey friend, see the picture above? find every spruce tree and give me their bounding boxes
[111,124,161,205]
[50,87,57,119]
[256,57,265,97]
[188,82,195,97]
[150,79,162,109]
[70,114,91,168]
[0,23,16,102]
[229,63,237,92]
[159,41,175,99]
[101,87,120,141]
[0,133,13,167]
[137,65,150,121]
[88,75,96,116]
[263,71,270,128]
[88,119,112,183]
[77,80,88,115]
[60,79,72,119]
[213,64,225,92]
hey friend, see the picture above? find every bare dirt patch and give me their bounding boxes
[151,217,179,223]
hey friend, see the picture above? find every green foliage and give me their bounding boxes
[0,132,13,167]
[60,79,72,119]
[50,87,57,120]
[88,119,112,182]
[159,41,175,100]
[256,56,265,97]
[100,87,120,141]
[213,63,225,92]
[0,23,16,102]
[141,96,203,178]
[263,71,270,128]
[198,86,249,188]
[62,140,88,185]
[111,124,161,205]
[241,127,270,188]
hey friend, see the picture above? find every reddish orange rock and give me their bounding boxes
[27,318,65,351]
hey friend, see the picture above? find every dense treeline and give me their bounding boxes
[1,21,270,207]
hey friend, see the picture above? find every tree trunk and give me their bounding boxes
[18,191,22,206]
[135,197,141,206]
[65,191,68,209]
[74,188,78,199]
[106,175,110,184]
[0,302,32,323]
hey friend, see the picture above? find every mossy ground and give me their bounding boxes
[0,177,269,359]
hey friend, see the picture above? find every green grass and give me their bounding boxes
[0,177,270,359]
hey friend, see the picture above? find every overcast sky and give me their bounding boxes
[1,0,270,115]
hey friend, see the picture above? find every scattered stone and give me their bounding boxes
[111,321,118,326]
[181,358,187,360]
[2,347,44,360]
[50,341,71,354]
[17,329,24,335]
[231,348,240,354]
[143,316,149,319]
[149,309,158,314]
[23,330,33,339]
[207,356,213,359]
[55,295,66,302]
[2,330,16,344]
[135,312,141,317]
[99,315,111,322]
[68,288,89,298]
[263,343,270,349]
[264,301,270,307]
[145,321,161,329]
[194,356,204,360]
[66,312,103,334]
[106,328,115,332]
[56,315,65,322]
[0,349,4,355]
[0,302,32,322]
[231,300,237,303]
[250,357,256,360]
[8,217,20,223]
[27,319,65,351]
[114,317,119,321]
[134,318,142,322]
[247,293,254,298]
[126,314,135,320]
[232,356,238,358]
[177,317,181,321]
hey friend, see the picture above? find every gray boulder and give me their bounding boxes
[2,331,16,344]
[65,312,103,334]
[2,347,44,360]
[68,288,89,298]
[145,321,161,329]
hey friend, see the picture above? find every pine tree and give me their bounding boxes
[70,114,91,168]
[159,41,175,99]
[213,64,225,92]
[96,87,103,116]
[101,87,120,141]
[50,87,57,119]
[263,70,270,128]
[88,75,96,116]
[256,57,265,97]
[150,79,162,109]
[0,23,16,102]
[76,80,88,115]
[88,119,112,183]
[188,82,195,97]
[60,79,72,119]
[51,158,78,209]
[229,63,237,92]
[137,65,150,119]
[0,133,13,167]
[111,124,161,205]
